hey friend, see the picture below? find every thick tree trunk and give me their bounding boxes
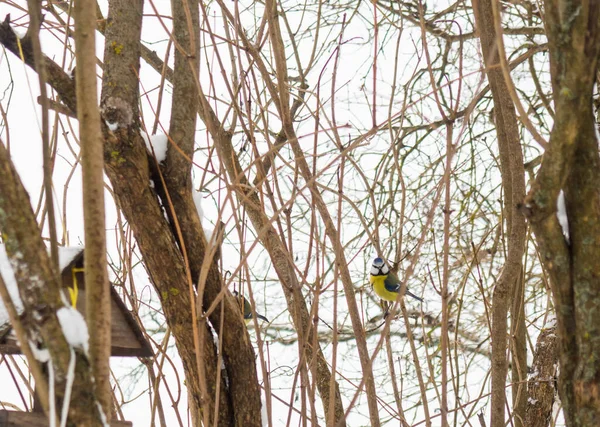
[524,2,600,426]
[525,325,558,427]
[0,5,265,424]
[0,141,105,425]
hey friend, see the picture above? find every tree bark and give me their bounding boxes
[472,1,528,427]
[524,2,600,426]
[511,274,527,427]
[1,4,265,424]
[99,1,248,425]
[525,325,558,427]
[74,0,111,416]
[0,140,105,425]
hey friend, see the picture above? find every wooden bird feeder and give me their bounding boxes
[0,247,152,426]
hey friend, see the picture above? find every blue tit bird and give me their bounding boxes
[233,291,269,324]
[369,257,423,302]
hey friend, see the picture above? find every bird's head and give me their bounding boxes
[371,257,389,276]
[232,290,252,319]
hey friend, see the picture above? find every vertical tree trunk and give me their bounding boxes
[524,2,600,426]
[472,1,528,426]
[74,0,111,417]
[525,325,558,427]
[511,274,527,427]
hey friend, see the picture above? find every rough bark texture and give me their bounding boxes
[166,0,199,184]
[99,1,257,425]
[523,2,600,426]
[0,141,104,425]
[74,0,111,416]
[0,1,348,425]
[156,0,252,424]
[525,325,559,427]
[472,1,528,426]
[0,3,264,427]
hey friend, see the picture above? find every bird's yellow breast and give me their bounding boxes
[370,275,399,302]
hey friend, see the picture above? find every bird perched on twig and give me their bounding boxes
[369,257,423,302]
[233,291,269,324]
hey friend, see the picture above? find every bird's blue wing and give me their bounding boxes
[384,276,401,293]
[383,272,423,302]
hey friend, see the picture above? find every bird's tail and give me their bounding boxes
[256,313,270,323]
[405,290,423,302]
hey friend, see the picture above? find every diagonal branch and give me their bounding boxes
[0,7,261,424]
[0,15,77,113]
[193,3,348,424]
[263,0,380,425]
[0,139,104,425]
